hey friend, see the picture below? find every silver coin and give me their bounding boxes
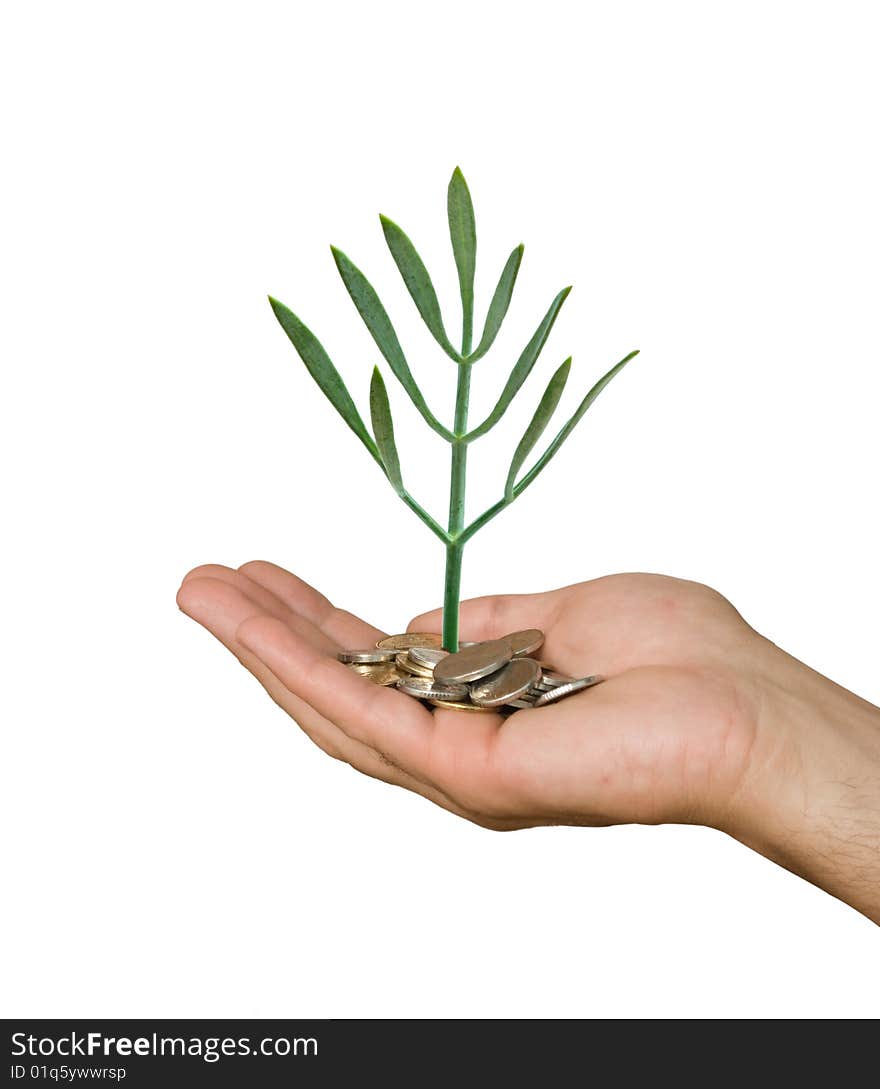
[433,638,512,685]
[504,628,544,657]
[396,675,469,701]
[395,652,433,678]
[408,646,449,669]
[337,647,400,664]
[532,675,605,707]
[538,669,575,687]
[469,657,541,707]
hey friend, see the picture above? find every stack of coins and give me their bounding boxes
[337,629,603,713]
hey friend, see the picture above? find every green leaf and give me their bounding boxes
[268,296,381,467]
[515,350,640,496]
[369,366,404,496]
[379,213,460,362]
[504,357,571,500]
[330,246,454,441]
[447,167,477,355]
[467,244,524,363]
[465,286,571,441]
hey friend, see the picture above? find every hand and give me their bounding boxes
[177,562,880,922]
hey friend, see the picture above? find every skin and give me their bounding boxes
[177,562,880,924]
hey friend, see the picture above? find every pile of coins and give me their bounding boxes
[338,629,603,713]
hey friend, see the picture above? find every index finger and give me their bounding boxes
[238,560,387,648]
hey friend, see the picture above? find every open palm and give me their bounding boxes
[177,561,771,832]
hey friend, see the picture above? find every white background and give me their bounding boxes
[2,1,878,1018]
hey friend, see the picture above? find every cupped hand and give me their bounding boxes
[176,562,781,834]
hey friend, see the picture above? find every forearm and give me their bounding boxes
[726,638,880,923]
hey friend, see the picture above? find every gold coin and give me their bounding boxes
[377,632,443,650]
[395,652,433,678]
[338,647,400,664]
[427,699,497,713]
[348,663,402,686]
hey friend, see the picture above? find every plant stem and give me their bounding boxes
[442,541,464,651]
[443,361,472,650]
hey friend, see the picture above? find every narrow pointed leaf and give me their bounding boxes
[504,357,571,500]
[467,244,524,362]
[447,167,476,355]
[330,247,453,441]
[369,366,404,496]
[466,286,572,441]
[268,296,381,467]
[515,350,640,496]
[379,213,460,361]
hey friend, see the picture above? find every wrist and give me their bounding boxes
[724,637,880,922]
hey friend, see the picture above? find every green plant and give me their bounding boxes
[269,168,638,651]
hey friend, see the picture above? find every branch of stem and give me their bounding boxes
[400,490,450,543]
[455,466,539,546]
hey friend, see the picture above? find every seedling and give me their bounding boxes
[269,168,638,651]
